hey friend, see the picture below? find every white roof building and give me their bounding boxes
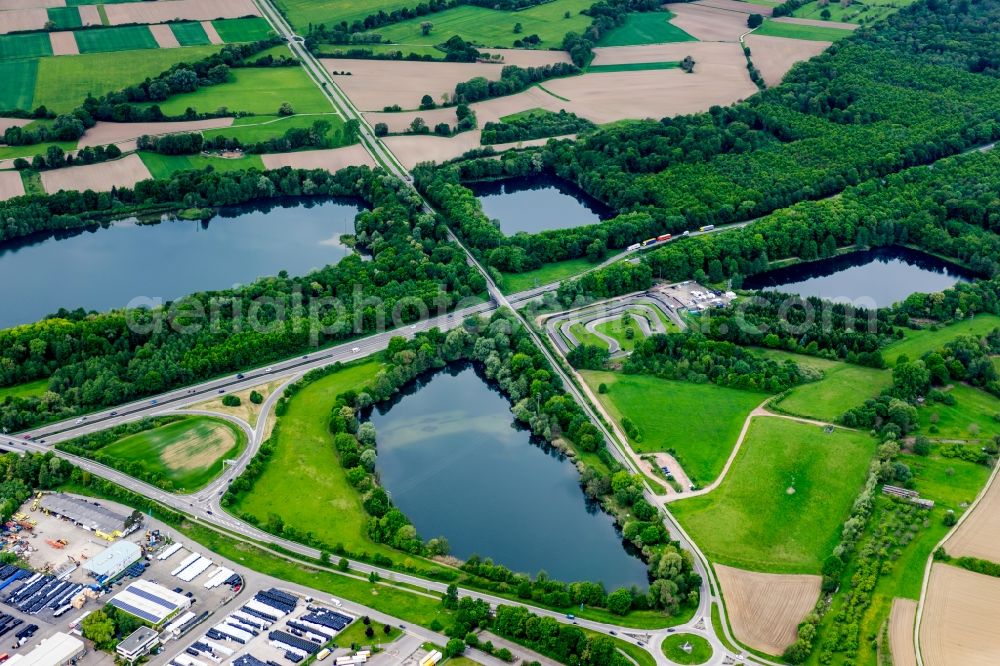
[110,580,191,626]
[6,632,84,666]
[84,540,142,580]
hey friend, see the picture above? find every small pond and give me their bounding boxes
[743,246,976,307]
[366,363,649,589]
[0,197,365,329]
[468,175,613,235]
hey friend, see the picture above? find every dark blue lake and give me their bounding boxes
[469,175,613,235]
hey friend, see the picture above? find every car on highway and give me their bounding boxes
[150,399,158,405]
[266,367,274,372]
[351,347,360,353]
[74,418,83,424]
[236,373,245,379]
[109,411,118,416]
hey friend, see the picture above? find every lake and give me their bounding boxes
[0,197,364,329]
[743,246,976,307]
[367,363,649,589]
[469,175,613,235]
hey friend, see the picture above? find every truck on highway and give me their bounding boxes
[656,234,672,242]
[700,225,715,232]
[627,243,641,251]
[640,237,657,247]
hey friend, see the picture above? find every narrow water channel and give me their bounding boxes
[366,363,649,590]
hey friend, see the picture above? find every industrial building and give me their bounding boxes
[83,540,142,583]
[38,494,139,541]
[110,580,191,627]
[5,632,84,666]
[117,626,161,663]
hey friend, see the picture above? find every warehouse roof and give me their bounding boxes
[39,493,130,534]
[117,626,159,656]
[5,632,84,666]
[84,540,142,578]
[110,580,191,626]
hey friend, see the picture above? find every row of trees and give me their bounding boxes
[136,119,357,156]
[481,109,594,145]
[453,63,580,105]
[12,143,121,172]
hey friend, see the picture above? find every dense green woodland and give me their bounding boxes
[0,167,484,432]
[418,0,1000,274]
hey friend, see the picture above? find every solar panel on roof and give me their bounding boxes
[109,599,160,624]
[126,585,178,610]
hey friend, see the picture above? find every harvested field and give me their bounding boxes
[323,59,505,111]
[77,118,234,148]
[48,30,78,56]
[773,16,858,29]
[0,0,63,8]
[77,4,101,26]
[260,144,375,171]
[716,564,821,655]
[667,3,751,41]
[104,0,260,26]
[384,130,568,168]
[0,8,48,34]
[0,171,25,201]
[0,118,29,133]
[692,0,774,15]
[364,107,460,134]
[889,598,917,666]
[744,34,830,86]
[592,41,735,65]
[149,23,181,49]
[944,467,1000,561]
[202,20,224,44]
[920,564,1000,666]
[478,48,572,66]
[40,153,151,194]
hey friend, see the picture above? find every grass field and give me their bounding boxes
[75,25,158,53]
[213,17,274,43]
[229,362,415,562]
[596,11,696,46]
[588,61,680,73]
[0,59,38,111]
[772,362,892,422]
[202,113,345,145]
[33,45,222,112]
[47,6,83,29]
[20,170,43,195]
[0,379,49,402]
[370,0,594,50]
[274,0,416,32]
[147,66,332,116]
[334,620,402,649]
[0,139,78,161]
[500,257,595,293]
[671,417,876,573]
[753,19,853,41]
[883,314,1000,365]
[919,383,1000,441]
[100,416,246,492]
[661,633,712,665]
[0,33,53,61]
[583,371,765,484]
[170,22,212,46]
[139,152,265,179]
[578,626,656,666]
[791,0,918,23]
[594,317,646,352]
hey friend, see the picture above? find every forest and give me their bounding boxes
[0,168,484,433]
[420,0,1000,275]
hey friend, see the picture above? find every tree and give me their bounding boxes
[374,122,389,137]
[365,625,374,639]
[820,7,832,19]
[358,422,377,447]
[278,102,294,116]
[359,448,377,472]
[222,394,241,407]
[81,611,116,650]
[420,94,436,110]
[513,22,523,34]
[338,557,350,571]
[747,13,763,28]
[420,21,433,36]
[409,117,428,134]
[445,638,466,658]
[382,623,391,635]
[606,587,632,615]
[249,390,263,404]
[585,238,606,263]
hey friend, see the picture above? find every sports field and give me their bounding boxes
[100,416,246,491]
[582,371,765,484]
[753,19,853,41]
[148,66,332,116]
[32,45,222,112]
[74,25,158,53]
[671,417,875,573]
[883,313,1000,365]
[597,11,696,47]
[212,17,273,43]
[0,32,53,60]
[371,0,594,50]
[771,361,892,422]
[139,152,265,179]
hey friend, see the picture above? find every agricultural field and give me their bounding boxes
[147,66,333,116]
[588,61,680,73]
[31,45,222,112]
[98,416,247,491]
[211,17,273,43]
[671,417,875,573]
[227,361,420,563]
[919,564,1000,666]
[771,361,892,422]
[74,25,159,53]
[274,0,415,33]
[883,313,1000,365]
[753,19,854,41]
[139,152,265,179]
[40,152,151,193]
[202,113,346,145]
[943,464,1000,562]
[596,11,696,47]
[743,33,831,86]
[169,21,213,47]
[715,564,820,656]
[0,32,53,60]
[0,59,38,111]
[367,0,594,51]
[582,370,765,484]
[888,598,917,666]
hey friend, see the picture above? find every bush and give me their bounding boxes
[249,390,263,404]
[222,394,241,407]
